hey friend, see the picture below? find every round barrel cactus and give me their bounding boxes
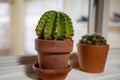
[36,10,74,40]
[79,33,107,45]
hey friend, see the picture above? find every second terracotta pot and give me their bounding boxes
[35,39,73,70]
[77,44,109,73]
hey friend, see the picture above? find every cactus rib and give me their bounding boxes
[44,11,57,40]
[64,13,74,39]
[54,12,66,40]
[36,12,49,39]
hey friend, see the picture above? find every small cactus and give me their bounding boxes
[36,10,74,40]
[79,33,107,45]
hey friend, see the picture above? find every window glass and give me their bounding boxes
[108,0,120,48]
[0,2,10,55]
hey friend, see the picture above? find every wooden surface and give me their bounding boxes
[0,49,120,80]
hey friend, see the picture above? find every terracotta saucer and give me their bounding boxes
[32,63,71,80]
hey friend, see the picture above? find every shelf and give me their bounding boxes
[0,49,120,80]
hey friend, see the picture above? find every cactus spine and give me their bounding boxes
[79,33,107,45]
[36,10,74,40]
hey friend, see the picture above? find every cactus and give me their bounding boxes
[79,33,107,45]
[36,10,74,40]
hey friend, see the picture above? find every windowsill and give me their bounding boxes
[0,49,120,80]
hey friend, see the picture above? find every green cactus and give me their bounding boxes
[79,33,107,45]
[36,10,74,40]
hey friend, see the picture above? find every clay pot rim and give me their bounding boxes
[35,38,73,53]
[77,43,109,47]
[35,38,73,42]
[33,63,71,74]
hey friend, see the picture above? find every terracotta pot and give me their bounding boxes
[35,39,73,69]
[77,44,109,73]
[33,63,71,80]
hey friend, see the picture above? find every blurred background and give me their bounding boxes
[0,0,120,56]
